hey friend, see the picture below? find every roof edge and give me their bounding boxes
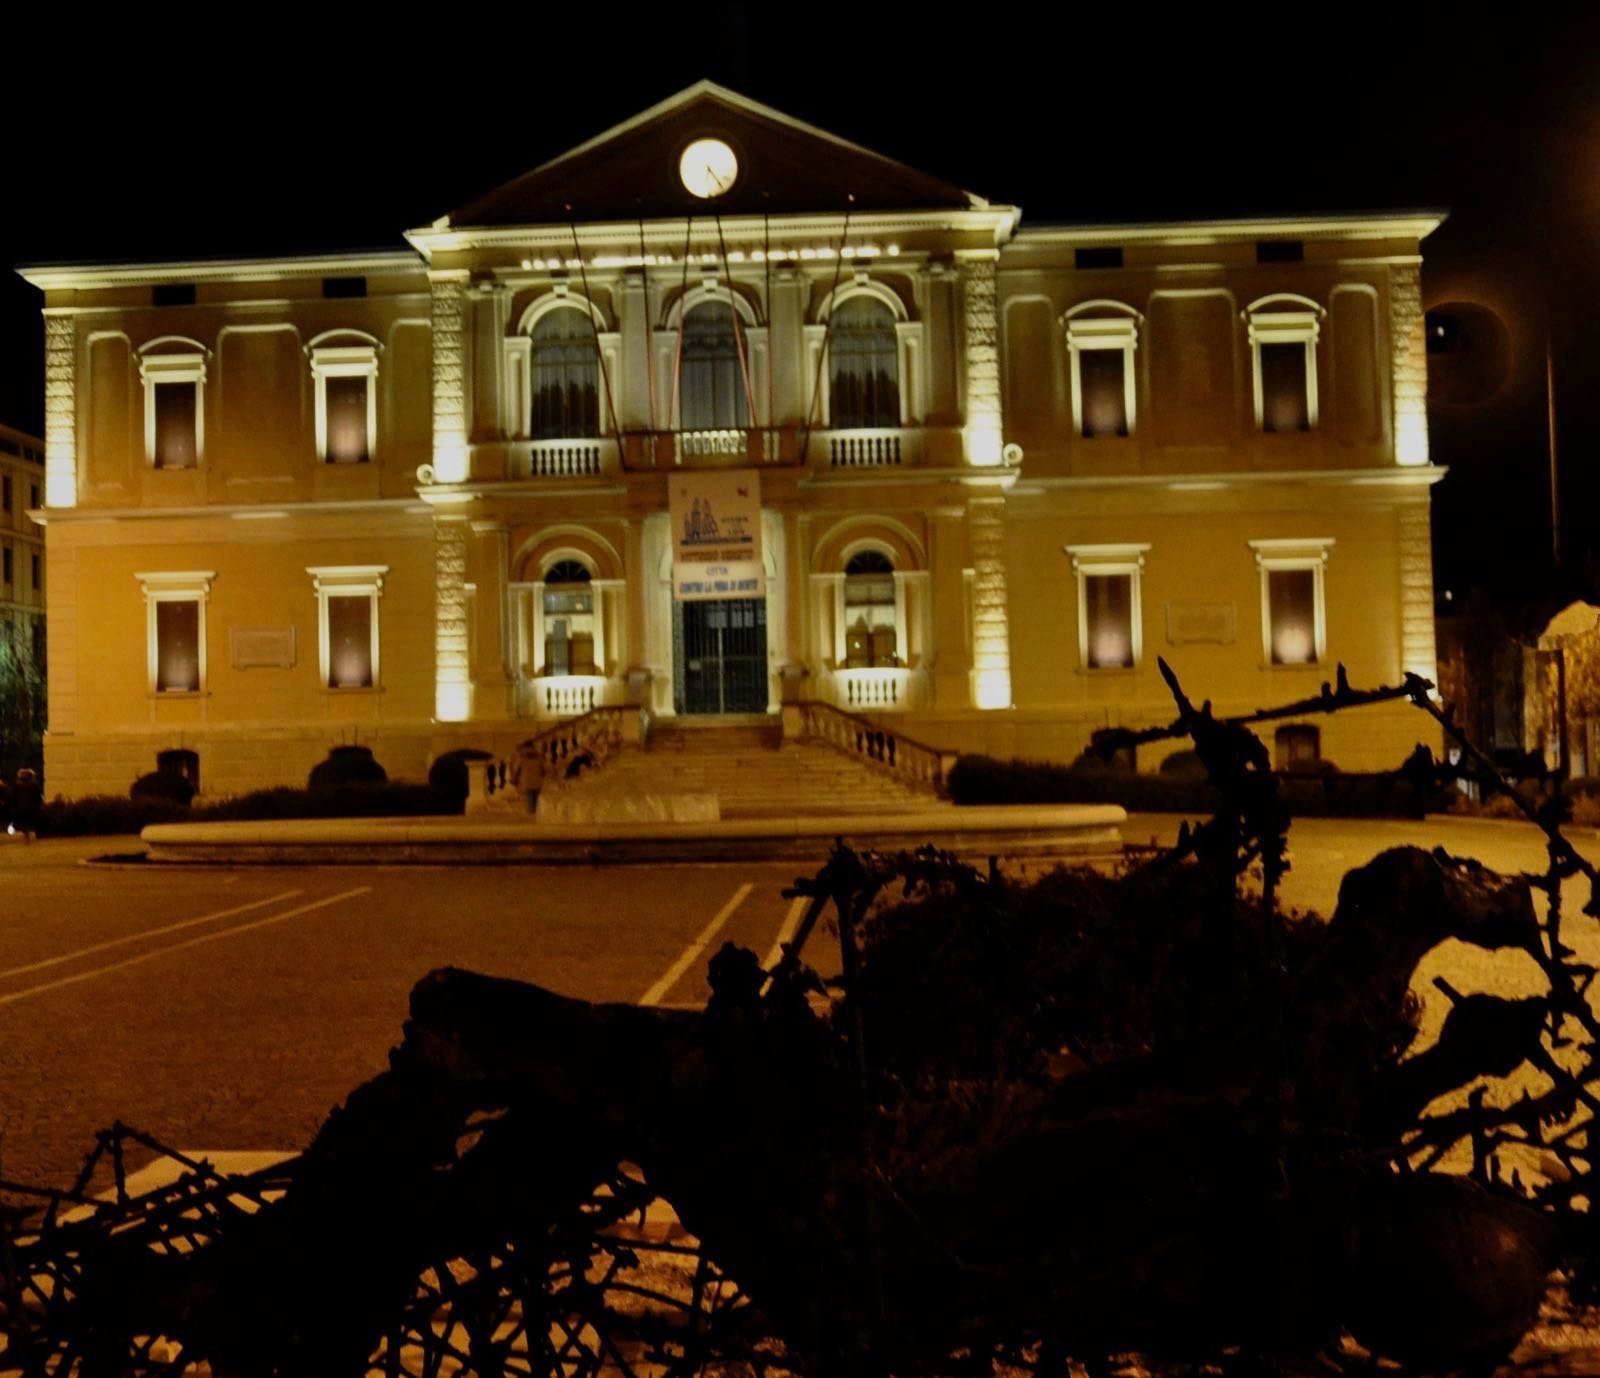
[17,250,424,292]
[1014,211,1448,245]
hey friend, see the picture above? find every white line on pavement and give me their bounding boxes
[639,883,754,1007]
[762,895,809,972]
[0,888,370,1009]
[0,891,303,984]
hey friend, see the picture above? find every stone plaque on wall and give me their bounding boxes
[1166,602,1235,646]
[230,627,296,669]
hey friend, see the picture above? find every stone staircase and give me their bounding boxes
[539,717,939,818]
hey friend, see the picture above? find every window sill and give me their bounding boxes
[323,685,381,694]
[149,690,208,699]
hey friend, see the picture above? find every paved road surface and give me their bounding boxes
[0,814,1594,1190]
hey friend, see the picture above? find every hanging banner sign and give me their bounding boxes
[670,468,765,601]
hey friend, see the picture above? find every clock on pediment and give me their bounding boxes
[678,137,739,199]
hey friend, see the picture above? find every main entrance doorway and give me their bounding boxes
[673,598,768,715]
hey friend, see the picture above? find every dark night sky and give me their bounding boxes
[3,12,1597,604]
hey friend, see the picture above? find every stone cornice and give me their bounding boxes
[18,252,424,292]
[1006,466,1447,496]
[1014,212,1446,248]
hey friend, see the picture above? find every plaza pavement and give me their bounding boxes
[0,812,1594,1195]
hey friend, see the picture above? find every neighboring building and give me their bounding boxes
[19,83,1442,800]
[0,420,46,670]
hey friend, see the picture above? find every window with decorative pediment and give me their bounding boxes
[1066,544,1149,671]
[830,297,900,430]
[1064,302,1141,440]
[307,565,387,690]
[138,342,208,470]
[1246,296,1324,434]
[137,571,214,694]
[1250,538,1332,666]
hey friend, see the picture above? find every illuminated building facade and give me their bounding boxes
[0,421,46,674]
[21,83,1442,798]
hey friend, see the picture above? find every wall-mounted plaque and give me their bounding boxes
[230,626,296,669]
[1166,602,1235,646]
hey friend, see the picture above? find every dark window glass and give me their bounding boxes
[680,302,749,431]
[1260,343,1309,433]
[0,438,16,456]
[1075,246,1124,269]
[530,309,600,440]
[29,484,38,508]
[1274,724,1321,772]
[30,554,39,590]
[1085,573,1134,669]
[1,476,9,510]
[31,618,45,669]
[327,594,374,688]
[830,297,900,430]
[1268,568,1318,665]
[156,599,201,692]
[152,283,196,306]
[1079,349,1129,438]
[154,382,198,468]
[325,375,370,463]
[2,547,10,583]
[1255,240,1304,263]
[542,560,595,675]
[322,276,367,299]
[843,550,897,667]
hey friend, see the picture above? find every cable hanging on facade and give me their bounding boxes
[713,210,758,443]
[566,210,623,446]
[798,195,854,464]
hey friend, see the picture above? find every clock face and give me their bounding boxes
[679,138,738,199]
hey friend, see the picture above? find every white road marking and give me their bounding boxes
[639,883,754,1007]
[0,888,370,1009]
[0,891,303,983]
[762,895,809,972]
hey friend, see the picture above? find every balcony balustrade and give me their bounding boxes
[828,428,904,468]
[834,665,913,711]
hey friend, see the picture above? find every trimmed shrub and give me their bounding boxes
[308,745,387,791]
[1158,750,1207,781]
[130,771,195,807]
[38,794,189,837]
[428,749,494,807]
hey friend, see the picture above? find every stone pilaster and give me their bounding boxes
[43,311,76,508]
[1398,500,1438,686]
[1390,263,1429,466]
[959,254,1003,466]
[968,497,1011,709]
[430,271,469,483]
[434,513,471,721]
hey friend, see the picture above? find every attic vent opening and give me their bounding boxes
[323,276,368,299]
[1255,240,1304,264]
[152,283,197,307]
[1075,247,1124,270]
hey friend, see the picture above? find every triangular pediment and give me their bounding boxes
[444,81,984,227]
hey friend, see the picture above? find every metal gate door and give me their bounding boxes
[673,598,768,715]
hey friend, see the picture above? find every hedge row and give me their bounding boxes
[946,755,1455,819]
[36,782,456,838]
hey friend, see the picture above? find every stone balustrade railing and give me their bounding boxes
[792,700,952,797]
[526,438,603,477]
[828,428,904,467]
[516,705,639,793]
[835,666,911,711]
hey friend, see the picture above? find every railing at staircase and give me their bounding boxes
[793,700,954,797]
[465,706,641,813]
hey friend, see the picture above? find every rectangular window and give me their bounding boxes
[152,283,197,306]
[1075,246,1124,269]
[155,599,202,692]
[1266,568,1318,664]
[2,476,10,511]
[326,594,374,688]
[154,381,199,468]
[1256,240,1304,263]
[308,565,386,690]
[31,619,44,668]
[29,484,39,509]
[1259,342,1310,433]
[2,546,10,584]
[1078,349,1128,438]
[1084,573,1135,668]
[1067,544,1149,672]
[322,276,367,299]
[30,554,40,591]
[324,375,370,463]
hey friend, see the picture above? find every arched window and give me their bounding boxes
[680,301,749,431]
[830,297,899,429]
[542,560,596,676]
[843,550,898,668]
[530,309,600,440]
